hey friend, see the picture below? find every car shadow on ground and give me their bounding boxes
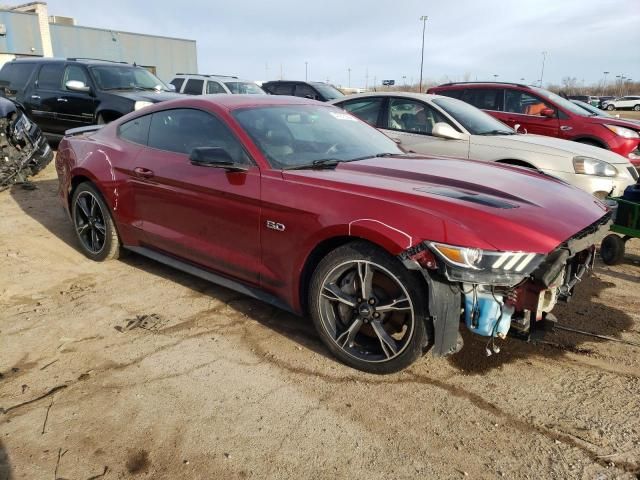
[9,177,638,374]
[0,440,13,480]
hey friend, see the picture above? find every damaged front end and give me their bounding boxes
[400,213,612,356]
[0,98,53,191]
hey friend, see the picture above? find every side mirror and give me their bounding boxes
[66,80,91,93]
[167,84,177,92]
[189,147,247,172]
[432,122,465,140]
[540,107,555,118]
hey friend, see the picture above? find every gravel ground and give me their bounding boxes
[1,163,639,479]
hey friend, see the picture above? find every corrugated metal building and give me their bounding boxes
[0,2,197,81]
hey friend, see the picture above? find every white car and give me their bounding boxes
[169,73,266,96]
[602,96,640,111]
[330,92,637,198]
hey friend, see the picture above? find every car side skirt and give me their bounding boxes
[126,246,294,314]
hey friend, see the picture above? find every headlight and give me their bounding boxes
[134,101,153,111]
[605,124,639,139]
[573,156,617,177]
[429,242,544,286]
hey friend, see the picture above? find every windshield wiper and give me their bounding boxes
[284,158,343,170]
[477,129,515,136]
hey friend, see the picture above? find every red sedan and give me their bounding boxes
[56,95,610,373]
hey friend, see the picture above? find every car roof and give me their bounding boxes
[434,81,531,89]
[329,91,443,103]
[143,94,329,112]
[7,57,136,67]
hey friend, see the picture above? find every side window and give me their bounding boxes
[386,99,451,135]
[118,114,151,145]
[0,63,37,92]
[170,78,185,92]
[62,65,90,89]
[36,64,64,90]
[294,84,317,99]
[505,90,552,116]
[147,109,250,164]
[272,83,293,95]
[437,89,463,100]
[462,88,504,111]
[340,98,384,126]
[206,81,226,94]
[183,79,204,95]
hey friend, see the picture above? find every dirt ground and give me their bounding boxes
[1,162,639,480]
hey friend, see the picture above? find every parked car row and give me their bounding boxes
[0,56,632,373]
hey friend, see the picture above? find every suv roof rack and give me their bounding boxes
[175,73,238,79]
[67,57,129,64]
[438,81,530,88]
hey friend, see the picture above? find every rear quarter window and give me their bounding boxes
[118,114,151,145]
[436,89,463,100]
[183,79,204,95]
[0,63,37,93]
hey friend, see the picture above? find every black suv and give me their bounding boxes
[0,58,181,137]
[261,80,344,102]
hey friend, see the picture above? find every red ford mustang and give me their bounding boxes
[55,95,610,373]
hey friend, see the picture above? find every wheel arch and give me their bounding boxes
[68,171,106,209]
[495,158,539,170]
[571,136,608,149]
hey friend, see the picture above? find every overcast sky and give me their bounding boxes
[44,0,640,87]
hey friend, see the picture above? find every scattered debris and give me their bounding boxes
[125,450,150,474]
[21,384,28,394]
[40,359,59,371]
[78,373,90,381]
[0,385,67,415]
[41,398,54,434]
[116,313,167,333]
[86,466,109,479]
[53,448,68,480]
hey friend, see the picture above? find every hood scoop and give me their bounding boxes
[415,187,519,209]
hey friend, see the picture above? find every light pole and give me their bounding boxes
[402,75,407,87]
[602,71,609,95]
[305,61,308,82]
[419,15,428,93]
[493,74,499,80]
[348,68,351,88]
[539,51,548,87]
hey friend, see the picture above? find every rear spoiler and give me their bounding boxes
[64,125,104,137]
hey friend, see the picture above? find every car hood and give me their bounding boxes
[586,115,640,132]
[105,90,183,103]
[284,156,609,254]
[484,133,630,164]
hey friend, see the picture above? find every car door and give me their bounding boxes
[205,81,226,94]
[55,64,97,130]
[183,78,205,95]
[379,97,470,158]
[502,89,559,137]
[24,63,65,134]
[129,107,262,284]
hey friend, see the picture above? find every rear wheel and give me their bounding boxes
[71,182,121,261]
[309,241,428,374]
[634,105,640,112]
[600,234,625,265]
[606,104,615,111]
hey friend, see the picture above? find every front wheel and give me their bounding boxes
[606,104,615,111]
[309,241,429,374]
[71,182,122,261]
[600,234,625,265]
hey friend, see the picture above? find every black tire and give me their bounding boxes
[71,182,121,261]
[606,104,615,111]
[634,105,640,112]
[600,234,625,265]
[308,241,429,374]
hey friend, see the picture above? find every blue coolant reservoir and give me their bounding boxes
[464,291,514,337]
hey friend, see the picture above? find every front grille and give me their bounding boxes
[629,166,639,181]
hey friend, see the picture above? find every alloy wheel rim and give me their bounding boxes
[318,260,415,363]
[74,191,106,254]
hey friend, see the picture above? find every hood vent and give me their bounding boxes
[415,187,518,209]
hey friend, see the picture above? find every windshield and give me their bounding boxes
[224,81,266,94]
[233,105,402,168]
[571,100,612,117]
[432,97,514,135]
[531,87,591,116]
[90,65,169,91]
[311,83,344,100]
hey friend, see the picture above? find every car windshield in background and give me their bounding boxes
[311,83,345,100]
[90,66,169,91]
[233,105,402,169]
[572,100,613,117]
[432,97,514,135]
[224,81,266,94]
[531,87,592,117]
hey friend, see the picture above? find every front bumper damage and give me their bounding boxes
[400,213,612,356]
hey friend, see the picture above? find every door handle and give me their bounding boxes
[57,98,68,102]
[31,95,40,100]
[560,126,573,131]
[133,167,155,179]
